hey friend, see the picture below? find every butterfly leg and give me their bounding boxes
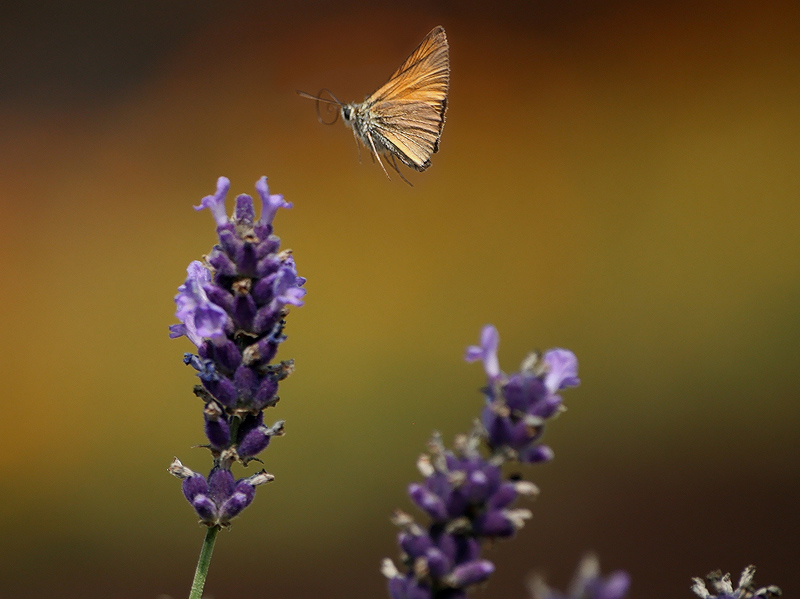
[366,133,392,181]
[351,130,363,164]
[388,153,413,187]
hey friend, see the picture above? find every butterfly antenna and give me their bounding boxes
[297,89,342,125]
[388,154,413,187]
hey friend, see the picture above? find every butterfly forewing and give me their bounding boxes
[365,26,449,171]
[376,26,449,99]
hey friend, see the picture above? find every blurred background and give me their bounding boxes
[1,1,798,598]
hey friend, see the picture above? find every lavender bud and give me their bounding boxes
[202,375,238,408]
[191,495,218,524]
[233,365,259,401]
[252,377,279,410]
[446,560,495,587]
[482,405,514,448]
[424,548,451,579]
[398,532,433,559]
[472,510,515,537]
[205,338,241,373]
[237,425,272,459]
[203,402,230,450]
[503,374,547,413]
[486,482,518,510]
[408,484,449,522]
[217,490,253,523]
[521,445,555,464]
[181,475,209,504]
[207,249,237,277]
[207,468,235,505]
[232,293,257,331]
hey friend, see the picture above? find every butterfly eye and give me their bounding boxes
[342,106,353,120]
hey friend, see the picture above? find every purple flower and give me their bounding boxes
[529,555,630,599]
[384,326,579,598]
[169,177,303,525]
[169,261,229,347]
[691,566,781,599]
[543,348,580,394]
[194,176,231,227]
[464,325,501,381]
[466,326,580,460]
[255,176,292,226]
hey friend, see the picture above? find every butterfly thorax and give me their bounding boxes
[340,99,424,172]
[340,102,371,132]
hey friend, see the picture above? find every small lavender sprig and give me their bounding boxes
[692,566,782,599]
[382,325,580,599]
[167,177,304,598]
[528,555,630,599]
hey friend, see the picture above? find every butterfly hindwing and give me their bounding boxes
[370,100,444,170]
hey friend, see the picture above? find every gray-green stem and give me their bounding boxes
[188,525,219,599]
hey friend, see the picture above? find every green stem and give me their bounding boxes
[188,525,219,599]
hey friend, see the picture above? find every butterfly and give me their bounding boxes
[299,26,449,184]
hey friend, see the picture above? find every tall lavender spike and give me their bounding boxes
[382,326,581,599]
[168,176,304,526]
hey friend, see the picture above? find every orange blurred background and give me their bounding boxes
[1,1,798,598]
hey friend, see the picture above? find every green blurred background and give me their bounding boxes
[1,1,798,597]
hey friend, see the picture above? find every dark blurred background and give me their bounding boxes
[1,1,798,598]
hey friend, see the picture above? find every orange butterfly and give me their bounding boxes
[299,26,450,184]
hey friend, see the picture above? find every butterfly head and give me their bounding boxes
[341,104,356,126]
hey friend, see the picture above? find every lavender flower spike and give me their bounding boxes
[169,176,304,527]
[384,326,582,599]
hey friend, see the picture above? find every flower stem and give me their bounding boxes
[188,525,219,599]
